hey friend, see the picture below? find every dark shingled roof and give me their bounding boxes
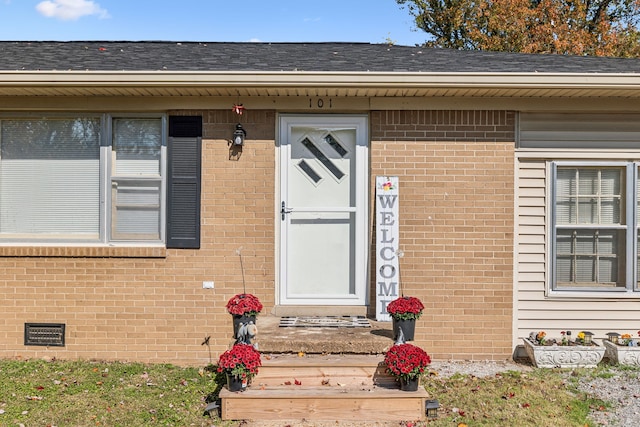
[1,41,640,73]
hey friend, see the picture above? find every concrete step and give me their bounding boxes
[254,315,395,354]
[219,353,428,422]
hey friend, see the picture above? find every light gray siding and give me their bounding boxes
[515,115,640,348]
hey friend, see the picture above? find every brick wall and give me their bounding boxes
[0,108,516,365]
[370,110,516,360]
[0,109,277,366]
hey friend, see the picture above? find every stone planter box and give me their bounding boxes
[522,338,605,368]
[603,339,640,366]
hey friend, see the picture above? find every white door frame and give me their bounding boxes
[276,114,369,306]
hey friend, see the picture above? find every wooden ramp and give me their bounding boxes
[219,354,428,422]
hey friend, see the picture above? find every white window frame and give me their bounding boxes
[0,113,166,246]
[550,161,638,295]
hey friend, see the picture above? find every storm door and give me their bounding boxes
[278,115,368,305]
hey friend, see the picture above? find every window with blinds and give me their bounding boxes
[552,164,632,290]
[111,119,162,241]
[0,115,165,244]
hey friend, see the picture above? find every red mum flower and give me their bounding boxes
[217,344,262,379]
[387,296,424,320]
[226,293,263,316]
[384,343,431,381]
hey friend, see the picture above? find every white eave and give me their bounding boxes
[1,71,640,98]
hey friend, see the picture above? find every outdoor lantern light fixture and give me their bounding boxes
[583,331,594,345]
[607,332,620,344]
[425,399,439,419]
[233,123,246,146]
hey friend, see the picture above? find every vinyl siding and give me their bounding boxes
[516,112,640,348]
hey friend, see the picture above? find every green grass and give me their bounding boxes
[0,358,233,427]
[419,367,615,427]
[0,358,632,426]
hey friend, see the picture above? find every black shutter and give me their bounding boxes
[166,116,202,249]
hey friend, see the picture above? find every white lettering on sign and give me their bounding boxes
[375,176,399,321]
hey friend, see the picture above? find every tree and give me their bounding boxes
[397,0,640,56]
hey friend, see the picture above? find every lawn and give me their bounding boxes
[0,357,629,426]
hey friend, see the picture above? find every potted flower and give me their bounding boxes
[216,343,262,392]
[383,343,431,391]
[226,293,263,338]
[387,296,424,341]
[603,331,640,366]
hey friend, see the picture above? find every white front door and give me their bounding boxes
[278,115,368,305]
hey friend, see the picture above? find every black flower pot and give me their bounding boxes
[392,318,416,341]
[400,376,419,391]
[226,374,247,392]
[232,313,257,339]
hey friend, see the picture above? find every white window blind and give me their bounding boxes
[0,118,100,238]
[554,166,626,288]
[111,119,162,241]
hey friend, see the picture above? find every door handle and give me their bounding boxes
[281,202,293,220]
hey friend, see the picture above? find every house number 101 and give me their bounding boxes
[309,98,332,108]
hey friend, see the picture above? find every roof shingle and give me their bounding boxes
[1,41,640,73]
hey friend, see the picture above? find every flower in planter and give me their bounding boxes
[621,333,633,346]
[226,293,263,316]
[216,343,262,380]
[386,296,424,320]
[383,343,431,381]
[528,331,548,345]
[573,331,596,345]
[560,331,568,346]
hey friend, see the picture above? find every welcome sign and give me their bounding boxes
[375,176,399,322]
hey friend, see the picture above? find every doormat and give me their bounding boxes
[279,316,370,328]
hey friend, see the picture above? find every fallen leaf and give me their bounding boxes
[294,379,302,385]
[298,352,305,357]
[284,381,292,385]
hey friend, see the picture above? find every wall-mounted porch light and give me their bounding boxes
[233,123,246,146]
